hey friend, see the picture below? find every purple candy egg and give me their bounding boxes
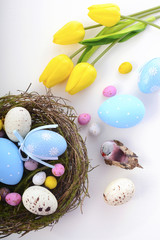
[52,164,65,177]
[0,187,10,201]
[24,158,38,171]
[103,86,117,97]
[0,130,5,138]
[78,113,91,125]
[5,192,22,206]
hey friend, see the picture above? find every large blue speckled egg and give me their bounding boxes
[0,138,24,185]
[98,94,145,128]
[138,58,160,93]
[24,130,67,160]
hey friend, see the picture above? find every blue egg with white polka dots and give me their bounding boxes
[0,138,24,185]
[98,94,145,128]
[24,130,67,160]
[138,58,160,93]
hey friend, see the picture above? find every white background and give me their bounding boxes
[0,0,160,239]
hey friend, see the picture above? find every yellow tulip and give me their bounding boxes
[88,4,120,27]
[53,21,85,45]
[65,62,97,95]
[39,54,74,88]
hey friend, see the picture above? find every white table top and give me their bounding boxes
[1,0,160,239]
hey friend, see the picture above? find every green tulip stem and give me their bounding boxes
[84,24,102,30]
[91,39,120,66]
[129,5,160,17]
[70,46,86,59]
[121,15,160,29]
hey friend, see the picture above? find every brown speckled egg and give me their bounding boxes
[103,178,135,206]
[22,186,58,215]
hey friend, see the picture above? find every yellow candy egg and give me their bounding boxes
[118,62,132,74]
[44,176,57,189]
[0,120,3,131]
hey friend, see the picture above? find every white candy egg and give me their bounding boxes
[103,178,135,206]
[32,171,46,185]
[88,122,101,136]
[22,186,58,215]
[4,107,32,142]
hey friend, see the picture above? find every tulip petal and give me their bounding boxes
[66,63,97,95]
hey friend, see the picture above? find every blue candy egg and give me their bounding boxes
[24,130,67,160]
[98,94,145,128]
[138,58,160,93]
[0,138,24,185]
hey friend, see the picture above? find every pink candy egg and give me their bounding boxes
[5,192,22,206]
[24,158,38,171]
[78,113,91,125]
[52,164,65,177]
[103,86,117,97]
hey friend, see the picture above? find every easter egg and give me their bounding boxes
[24,158,38,171]
[5,192,22,206]
[78,113,91,125]
[4,107,32,142]
[0,129,5,138]
[98,94,145,128]
[45,176,57,189]
[0,187,10,201]
[52,163,65,177]
[103,86,117,97]
[0,138,24,185]
[0,119,3,130]
[22,186,58,215]
[138,58,160,93]
[103,178,135,206]
[23,130,67,160]
[118,62,132,74]
[32,171,46,185]
[88,122,101,136]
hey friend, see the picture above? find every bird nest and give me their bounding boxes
[0,91,89,238]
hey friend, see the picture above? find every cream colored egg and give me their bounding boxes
[22,186,58,215]
[103,178,135,206]
[32,171,46,185]
[4,107,32,142]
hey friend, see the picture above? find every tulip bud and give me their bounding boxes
[65,62,97,95]
[53,21,85,45]
[88,4,120,27]
[39,54,74,88]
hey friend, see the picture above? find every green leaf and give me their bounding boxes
[80,16,155,46]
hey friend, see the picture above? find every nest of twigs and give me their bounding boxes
[0,91,89,238]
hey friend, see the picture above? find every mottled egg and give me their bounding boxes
[78,113,91,125]
[0,138,24,185]
[24,158,38,171]
[4,107,32,142]
[45,176,57,189]
[88,122,101,136]
[23,129,67,160]
[138,58,160,93]
[0,187,10,201]
[52,163,65,177]
[103,178,135,206]
[98,94,145,128]
[32,171,46,185]
[5,192,22,206]
[22,186,58,215]
[103,86,117,97]
[118,62,132,74]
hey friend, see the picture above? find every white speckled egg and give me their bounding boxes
[103,178,135,206]
[22,186,58,215]
[88,122,101,136]
[32,172,46,185]
[4,107,32,142]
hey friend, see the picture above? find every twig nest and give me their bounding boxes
[0,92,89,237]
